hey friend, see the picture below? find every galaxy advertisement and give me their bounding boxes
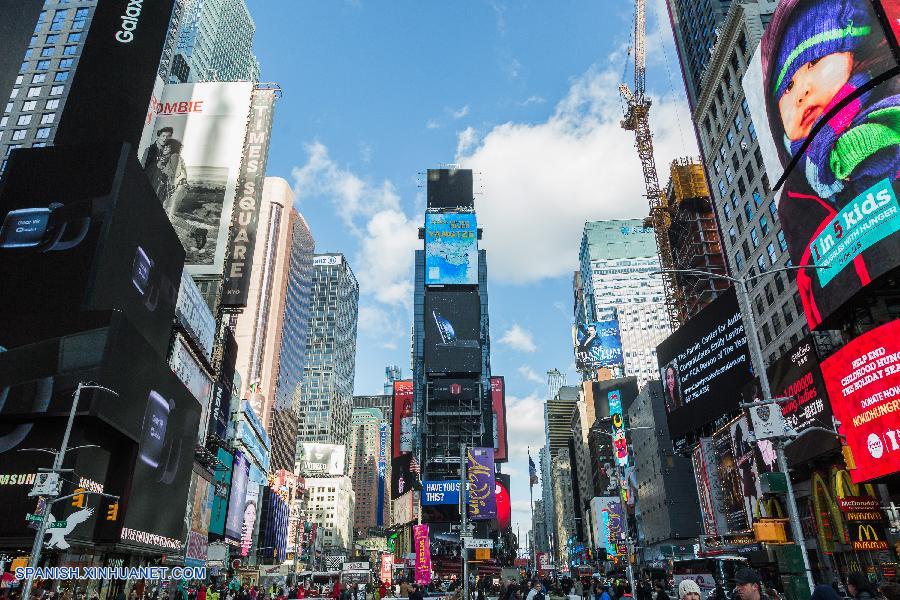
[424,290,482,374]
[392,380,413,459]
[742,0,900,330]
[424,212,478,285]
[767,335,833,433]
[573,317,624,371]
[657,288,752,439]
[490,376,508,462]
[466,447,496,521]
[821,319,900,482]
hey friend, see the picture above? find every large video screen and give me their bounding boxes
[424,290,482,374]
[224,450,250,542]
[767,335,833,434]
[392,380,413,459]
[298,443,346,476]
[0,145,185,359]
[821,318,900,483]
[490,376,508,462]
[425,212,478,285]
[657,288,753,439]
[742,0,900,330]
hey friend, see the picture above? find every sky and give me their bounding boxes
[247,0,698,541]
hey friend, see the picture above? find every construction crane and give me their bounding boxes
[619,0,685,330]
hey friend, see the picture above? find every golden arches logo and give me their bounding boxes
[811,472,846,551]
[858,524,880,540]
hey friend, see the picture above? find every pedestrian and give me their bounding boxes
[678,581,701,600]
[575,580,584,600]
[653,582,668,600]
[810,585,842,600]
[733,569,768,600]
[879,583,900,600]
[710,582,727,600]
[847,574,876,600]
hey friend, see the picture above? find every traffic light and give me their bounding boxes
[72,488,86,508]
[106,501,119,521]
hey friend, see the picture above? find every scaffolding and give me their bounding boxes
[423,380,484,479]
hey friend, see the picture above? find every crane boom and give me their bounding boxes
[620,0,685,329]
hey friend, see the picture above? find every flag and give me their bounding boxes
[410,455,420,475]
[528,453,539,486]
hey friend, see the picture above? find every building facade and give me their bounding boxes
[578,220,670,387]
[348,408,388,534]
[303,476,355,554]
[295,254,360,454]
[171,0,260,83]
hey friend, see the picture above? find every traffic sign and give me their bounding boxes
[25,513,42,522]
[462,537,493,549]
[49,521,68,529]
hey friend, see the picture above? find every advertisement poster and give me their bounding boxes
[608,390,629,467]
[380,554,394,583]
[712,422,748,532]
[574,317,624,371]
[729,417,769,526]
[821,318,900,482]
[240,466,262,557]
[392,380,413,459]
[742,0,900,330]
[298,443,345,476]
[692,438,722,536]
[169,335,213,406]
[208,448,233,537]
[466,447,497,520]
[490,376,509,461]
[175,270,216,360]
[424,290,482,374]
[657,288,752,439]
[767,335,833,433]
[225,450,250,542]
[137,81,254,275]
[496,473,512,531]
[377,422,388,526]
[413,524,432,585]
[422,480,461,505]
[424,212,478,285]
[391,453,420,498]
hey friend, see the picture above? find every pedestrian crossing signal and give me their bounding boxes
[72,488,86,508]
[106,501,119,521]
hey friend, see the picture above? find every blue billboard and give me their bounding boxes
[574,317,623,371]
[377,422,387,526]
[422,480,461,505]
[425,212,478,285]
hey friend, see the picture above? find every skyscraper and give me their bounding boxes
[171,0,260,83]
[295,254,360,454]
[578,220,671,387]
[348,408,389,533]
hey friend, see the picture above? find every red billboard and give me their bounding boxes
[392,380,413,459]
[821,319,900,482]
[490,376,508,462]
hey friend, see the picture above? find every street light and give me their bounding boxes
[21,382,119,600]
[652,266,824,593]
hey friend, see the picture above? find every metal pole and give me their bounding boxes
[460,444,469,600]
[528,480,535,576]
[734,281,814,593]
[618,465,636,597]
[21,383,83,600]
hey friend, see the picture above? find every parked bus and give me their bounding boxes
[672,556,748,596]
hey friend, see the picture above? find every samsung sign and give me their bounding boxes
[115,0,145,43]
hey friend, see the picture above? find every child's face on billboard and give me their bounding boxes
[778,52,853,141]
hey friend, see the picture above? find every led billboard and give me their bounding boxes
[424,212,478,285]
[821,318,900,482]
[426,169,474,209]
[392,380,413,459]
[573,317,624,371]
[138,82,254,275]
[767,336,833,434]
[657,287,753,439]
[391,453,419,499]
[424,290,482,374]
[742,0,900,330]
[490,376,508,462]
[298,443,346,476]
[225,450,250,542]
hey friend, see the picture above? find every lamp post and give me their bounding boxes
[653,266,823,593]
[21,382,119,600]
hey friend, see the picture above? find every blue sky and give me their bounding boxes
[248,0,697,538]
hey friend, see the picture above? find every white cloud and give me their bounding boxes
[498,324,537,353]
[456,126,479,157]
[517,365,543,384]
[426,119,441,130]
[503,392,546,533]
[451,104,470,119]
[520,95,546,106]
[456,65,696,284]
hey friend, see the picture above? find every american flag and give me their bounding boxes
[410,455,420,474]
[528,453,539,486]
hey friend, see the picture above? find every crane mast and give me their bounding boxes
[619,0,685,330]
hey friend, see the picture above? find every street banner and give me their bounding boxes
[466,447,496,520]
[608,390,628,467]
[413,524,431,585]
[380,554,393,583]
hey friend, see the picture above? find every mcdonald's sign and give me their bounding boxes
[850,523,888,551]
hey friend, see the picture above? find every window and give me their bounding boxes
[41,47,55,57]
[16,115,32,126]
[755,295,764,316]
[728,226,737,246]
[53,71,68,82]
[730,190,739,209]
[4,102,11,113]
[20,61,29,73]
[760,215,769,235]
[793,291,803,314]
[50,10,67,30]
[735,212,743,231]
[749,120,757,141]
[0,117,6,127]
[733,113,743,131]
[719,146,727,162]
[45,98,59,109]
[75,7,90,18]
[750,227,760,248]
[714,159,721,174]
[735,253,745,271]
[774,272,786,294]
[763,323,772,345]
[767,242,778,265]
[36,60,50,71]
[63,45,77,56]
[744,202,754,220]
[30,35,38,46]
[27,87,42,98]
[742,240,751,260]
[5,144,22,156]
[762,173,771,194]
[40,113,54,125]
[67,32,82,43]
[723,203,732,220]
[50,85,63,95]
[35,128,51,139]
[757,254,767,273]
[11,130,27,141]
[737,175,747,196]
[752,190,762,207]
[717,179,726,198]
[23,101,37,111]
[726,130,735,147]
[725,166,734,183]
[59,58,73,68]
[783,302,794,324]
[754,147,764,171]
[9,89,18,99]
[769,200,779,221]
[772,312,783,336]
[742,97,751,118]
[777,230,788,252]
[45,34,59,44]
[32,74,46,84]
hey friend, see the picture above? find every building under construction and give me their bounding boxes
[665,157,730,319]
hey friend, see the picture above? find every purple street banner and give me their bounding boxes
[467,447,497,520]
[413,523,432,585]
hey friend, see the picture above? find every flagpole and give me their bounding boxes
[528,448,536,577]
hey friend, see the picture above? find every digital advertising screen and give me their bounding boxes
[495,473,511,532]
[0,145,185,359]
[424,212,478,285]
[424,290,482,374]
[573,317,624,371]
[821,318,900,482]
[391,453,420,499]
[490,376,508,462]
[767,336,833,434]
[137,82,254,276]
[298,443,346,476]
[657,287,753,440]
[426,169,474,209]
[742,0,900,330]
[392,380,413,459]
[208,448,233,537]
[225,450,250,542]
